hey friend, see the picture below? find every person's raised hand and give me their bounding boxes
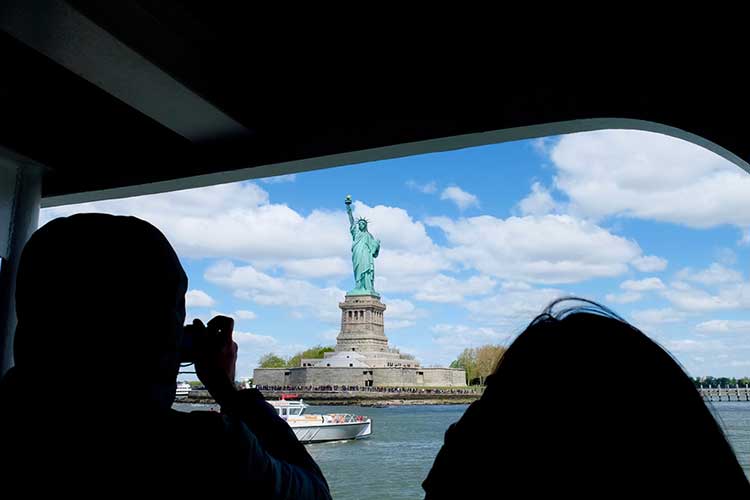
[194,315,238,404]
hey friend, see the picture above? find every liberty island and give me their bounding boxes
[253,196,466,388]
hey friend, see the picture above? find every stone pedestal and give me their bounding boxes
[336,294,388,353]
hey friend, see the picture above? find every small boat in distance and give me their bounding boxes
[270,397,372,444]
[175,381,192,398]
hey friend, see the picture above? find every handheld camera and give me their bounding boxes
[180,317,231,364]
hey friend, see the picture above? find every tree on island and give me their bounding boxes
[476,345,506,385]
[258,353,287,368]
[258,345,335,368]
[286,345,335,368]
[451,344,507,385]
[451,349,478,384]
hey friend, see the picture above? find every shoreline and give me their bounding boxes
[181,389,481,406]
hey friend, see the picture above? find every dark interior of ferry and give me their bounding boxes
[1,1,748,496]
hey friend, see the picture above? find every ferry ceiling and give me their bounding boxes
[0,1,747,206]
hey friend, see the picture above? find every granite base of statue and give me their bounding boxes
[336,294,388,353]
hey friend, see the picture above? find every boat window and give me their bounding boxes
[35,128,750,491]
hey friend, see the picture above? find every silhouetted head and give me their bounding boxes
[424,298,749,496]
[13,213,187,409]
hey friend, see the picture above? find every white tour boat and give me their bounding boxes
[270,397,372,444]
[175,381,192,398]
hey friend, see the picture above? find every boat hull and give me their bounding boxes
[291,421,372,444]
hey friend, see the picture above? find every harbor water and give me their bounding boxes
[177,402,750,499]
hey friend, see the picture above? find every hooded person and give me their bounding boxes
[0,213,331,498]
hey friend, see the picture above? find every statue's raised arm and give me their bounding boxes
[345,194,355,228]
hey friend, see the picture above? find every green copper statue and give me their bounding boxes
[345,195,380,296]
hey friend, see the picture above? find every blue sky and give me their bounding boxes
[42,130,750,378]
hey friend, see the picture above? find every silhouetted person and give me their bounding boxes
[0,214,331,498]
[423,299,750,498]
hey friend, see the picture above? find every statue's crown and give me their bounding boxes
[357,217,369,224]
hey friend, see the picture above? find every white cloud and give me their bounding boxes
[605,292,643,304]
[319,329,339,341]
[531,137,553,155]
[631,308,687,325]
[661,282,742,313]
[42,182,350,263]
[185,289,215,308]
[374,249,452,294]
[274,257,350,279]
[427,214,642,284]
[631,255,668,272]
[549,130,750,228]
[351,201,438,253]
[388,320,417,330]
[695,320,750,334]
[464,287,568,328]
[621,277,666,292]
[385,298,421,318]
[663,339,726,354]
[383,298,427,330]
[500,281,533,291]
[715,248,738,266]
[517,182,558,216]
[234,330,277,347]
[406,180,438,194]
[259,174,296,184]
[676,263,743,286]
[431,323,510,350]
[42,188,459,299]
[413,274,496,303]
[41,180,647,302]
[440,186,479,210]
[235,310,257,320]
[205,260,346,322]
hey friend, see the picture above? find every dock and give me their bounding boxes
[699,386,750,402]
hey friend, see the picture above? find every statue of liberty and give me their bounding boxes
[345,195,380,296]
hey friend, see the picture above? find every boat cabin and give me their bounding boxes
[270,400,309,418]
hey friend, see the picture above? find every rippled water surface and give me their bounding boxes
[177,402,750,499]
[308,403,750,499]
